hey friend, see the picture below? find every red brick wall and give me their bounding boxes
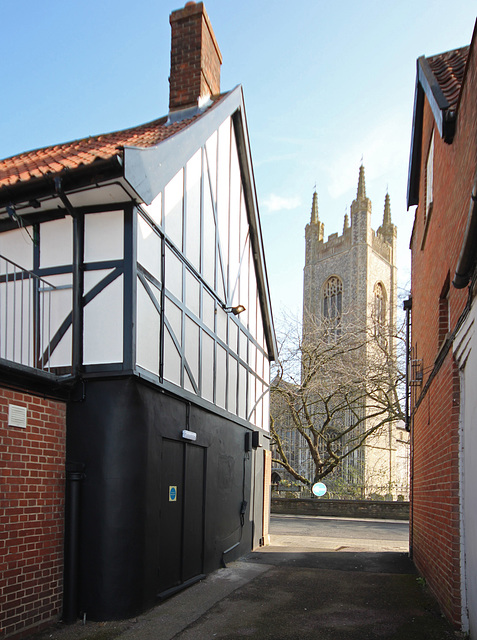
[411,356,461,625]
[410,37,477,628]
[0,388,66,639]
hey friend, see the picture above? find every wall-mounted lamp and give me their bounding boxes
[225,304,246,316]
[181,429,197,441]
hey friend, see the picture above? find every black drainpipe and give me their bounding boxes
[63,462,85,624]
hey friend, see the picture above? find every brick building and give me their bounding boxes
[407,20,477,634]
[1,389,66,639]
[0,3,276,636]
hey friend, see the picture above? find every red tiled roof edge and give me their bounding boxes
[0,92,230,193]
[427,45,470,112]
[0,114,194,191]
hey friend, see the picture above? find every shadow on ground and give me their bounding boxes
[29,549,457,640]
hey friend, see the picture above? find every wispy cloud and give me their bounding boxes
[322,110,410,201]
[261,193,301,213]
[254,152,300,169]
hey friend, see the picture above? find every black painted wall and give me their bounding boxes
[66,377,266,620]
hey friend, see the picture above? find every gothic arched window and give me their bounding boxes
[323,276,343,332]
[374,282,386,327]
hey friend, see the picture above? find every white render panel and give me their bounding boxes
[228,321,238,353]
[163,328,181,386]
[83,274,123,364]
[137,214,162,282]
[201,331,214,403]
[141,192,162,227]
[165,247,183,302]
[0,228,34,270]
[184,370,195,394]
[216,306,227,344]
[263,358,270,386]
[205,130,218,205]
[185,150,201,272]
[262,380,270,432]
[238,364,247,419]
[228,133,241,298]
[136,278,160,376]
[184,316,199,388]
[238,237,250,328]
[227,355,238,414]
[48,326,72,369]
[248,371,256,425]
[217,118,230,270]
[255,382,264,430]
[185,270,200,319]
[216,343,227,409]
[248,251,257,338]
[164,169,183,250]
[41,273,73,368]
[202,290,215,332]
[40,218,73,268]
[202,181,216,289]
[239,330,247,361]
[83,269,116,295]
[165,298,182,348]
[84,211,123,263]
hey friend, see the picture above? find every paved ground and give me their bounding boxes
[270,514,409,552]
[31,515,458,640]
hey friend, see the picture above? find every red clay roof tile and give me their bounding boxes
[427,46,469,111]
[0,110,206,190]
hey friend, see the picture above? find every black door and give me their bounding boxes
[158,439,206,596]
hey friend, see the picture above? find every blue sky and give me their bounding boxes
[2,1,476,317]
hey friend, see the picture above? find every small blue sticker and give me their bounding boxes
[169,486,177,502]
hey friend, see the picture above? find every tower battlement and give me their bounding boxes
[305,165,396,266]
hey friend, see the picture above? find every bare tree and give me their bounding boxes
[270,311,406,491]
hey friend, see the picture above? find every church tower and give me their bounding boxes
[302,165,408,498]
[304,164,397,340]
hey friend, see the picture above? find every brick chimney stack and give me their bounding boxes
[169,2,222,112]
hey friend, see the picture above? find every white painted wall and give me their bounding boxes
[455,302,477,636]
[135,115,271,429]
[83,211,124,365]
[83,271,123,365]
